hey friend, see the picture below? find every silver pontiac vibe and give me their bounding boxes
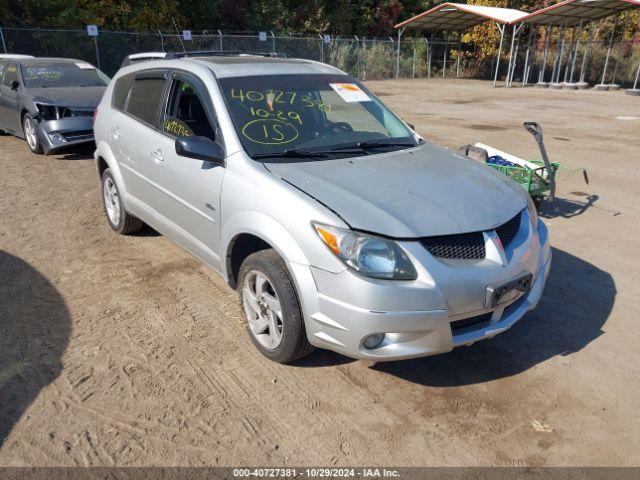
[93,54,551,364]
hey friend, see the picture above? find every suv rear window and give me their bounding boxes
[112,73,134,110]
[125,77,166,126]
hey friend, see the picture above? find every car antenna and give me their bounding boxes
[172,17,186,52]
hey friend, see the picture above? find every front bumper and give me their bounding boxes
[293,213,551,361]
[35,117,94,155]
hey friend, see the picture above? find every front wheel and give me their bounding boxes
[238,249,314,363]
[23,114,43,154]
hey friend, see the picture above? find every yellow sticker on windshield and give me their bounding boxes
[329,83,371,103]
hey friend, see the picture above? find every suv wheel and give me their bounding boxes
[23,114,43,154]
[101,168,143,234]
[238,249,314,363]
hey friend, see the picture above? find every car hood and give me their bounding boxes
[265,143,528,238]
[28,87,105,109]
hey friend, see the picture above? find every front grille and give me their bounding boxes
[420,212,523,260]
[421,231,486,260]
[495,212,522,248]
[450,312,493,332]
[63,130,93,141]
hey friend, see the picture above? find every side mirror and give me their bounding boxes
[10,80,19,91]
[175,136,225,165]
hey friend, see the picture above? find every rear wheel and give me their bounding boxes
[101,168,143,234]
[23,114,43,154]
[238,249,314,363]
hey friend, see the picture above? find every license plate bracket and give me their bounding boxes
[485,272,533,308]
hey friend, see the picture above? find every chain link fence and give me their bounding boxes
[0,27,638,87]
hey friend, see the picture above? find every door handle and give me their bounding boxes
[151,149,164,163]
[111,127,120,139]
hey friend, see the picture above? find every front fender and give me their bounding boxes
[221,211,310,281]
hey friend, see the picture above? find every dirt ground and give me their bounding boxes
[1,79,639,467]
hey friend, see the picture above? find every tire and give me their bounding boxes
[238,249,314,363]
[101,168,143,234]
[532,195,544,211]
[23,113,43,154]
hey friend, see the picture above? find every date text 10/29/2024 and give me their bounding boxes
[233,468,401,478]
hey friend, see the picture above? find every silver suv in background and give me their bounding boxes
[94,54,551,363]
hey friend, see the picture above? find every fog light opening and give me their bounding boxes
[363,333,385,349]
[48,132,66,145]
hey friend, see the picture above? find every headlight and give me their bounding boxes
[526,196,539,230]
[313,223,417,280]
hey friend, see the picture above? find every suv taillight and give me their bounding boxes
[93,107,98,121]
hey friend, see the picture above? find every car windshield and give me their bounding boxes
[22,61,109,88]
[219,74,417,160]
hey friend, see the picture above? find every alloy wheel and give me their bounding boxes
[103,177,121,226]
[242,270,284,350]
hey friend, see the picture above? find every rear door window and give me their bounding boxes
[112,73,134,111]
[2,62,19,87]
[125,76,166,126]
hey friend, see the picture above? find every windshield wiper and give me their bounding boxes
[251,148,331,160]
[327,140,417,153]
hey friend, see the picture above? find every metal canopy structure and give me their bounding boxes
[394,3,529,86]
[516,0,640,89]
[395,3,529,31]
[518,0,640,26]
[394,0,640,88]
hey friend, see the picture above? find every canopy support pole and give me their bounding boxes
[563,26,576,83]
[600,17,618,86]
[579,22,594,85]
[493,22,505,87]
[456,34,461,78]
[556,22,568,83]
[522,27,535,86]
[551,22,566,84]
[568,19,583,84]
[443,38,447,77]
[426,36,432,78]
[509,24,523,86]
[505,23,523,87]
[538,25,552,84]
[632,59,640,90]
[395,27,405,79]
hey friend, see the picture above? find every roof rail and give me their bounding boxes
[170,50,288,59]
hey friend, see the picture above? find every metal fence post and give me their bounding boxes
[354,35,360,79]
[0,27,7,53]
[412,40,416,79]
[395,27,404,79]
[158,30,164,52]
[270,31,275,53]
[94,36,101,70]
[218,30,223,51]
